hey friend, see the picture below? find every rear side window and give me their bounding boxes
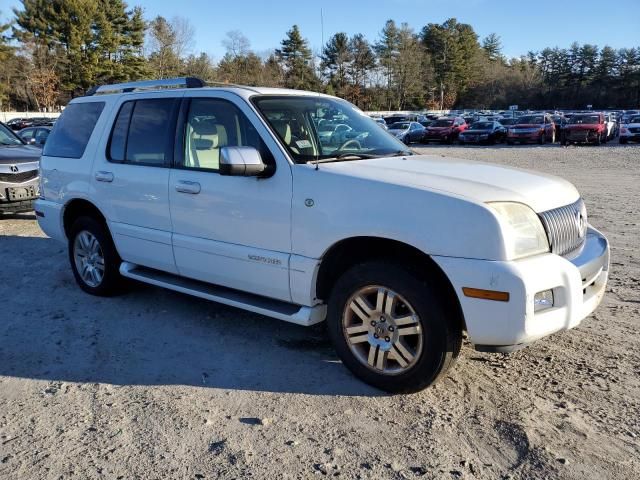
[43,102,105,158]
[108,98,179,166]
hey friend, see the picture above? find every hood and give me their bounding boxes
[0,144,42,165]
[388,128,408,135]
[320,155,579,213]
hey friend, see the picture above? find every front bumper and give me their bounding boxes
[0,180,39,213]
[433,226,609,349]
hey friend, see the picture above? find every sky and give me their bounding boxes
[2,0,639,60]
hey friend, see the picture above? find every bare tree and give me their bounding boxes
[222,30,250,58]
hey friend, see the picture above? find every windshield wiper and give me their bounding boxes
[309,153,380,165]
[387,149,414,157]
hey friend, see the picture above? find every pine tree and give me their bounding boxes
[321,32,352,97]
[482,33,503,62]
[275,25,318,90]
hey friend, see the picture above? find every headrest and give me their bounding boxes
[192,118,218,135]
[272,119,291,144]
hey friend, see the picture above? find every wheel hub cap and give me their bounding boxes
[73,230,105,288]
[342,286,423,375]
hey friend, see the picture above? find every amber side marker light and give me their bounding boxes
[462,287,510,302]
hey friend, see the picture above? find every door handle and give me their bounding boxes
[95,171,114,182]
[175,180,201,194]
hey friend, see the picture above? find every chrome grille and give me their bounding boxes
[539,199,587,257]
[0,169,39,183]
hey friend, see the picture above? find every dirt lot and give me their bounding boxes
[1,143,639,480]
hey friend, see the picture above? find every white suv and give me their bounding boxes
[36,78,610,392]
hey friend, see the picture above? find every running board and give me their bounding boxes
[119,262,326,326]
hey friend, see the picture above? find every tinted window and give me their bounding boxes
[182,98,274,172]
[126,99,178,166]
[43,102,104,158]
[108,101,134,162]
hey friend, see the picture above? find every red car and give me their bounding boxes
[422,117,468,144]
[562,113,607,145]
[506,114,556,144]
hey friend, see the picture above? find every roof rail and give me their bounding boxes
[87,77,205,96]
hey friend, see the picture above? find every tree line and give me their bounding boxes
[1,0,639,112]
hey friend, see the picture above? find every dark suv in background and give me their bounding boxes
[0,122,41,214]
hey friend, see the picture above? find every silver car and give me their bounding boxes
[0,122,41,214]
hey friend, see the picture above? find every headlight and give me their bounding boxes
[489,202,549,260]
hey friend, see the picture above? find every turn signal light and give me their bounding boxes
[462,287,510,302]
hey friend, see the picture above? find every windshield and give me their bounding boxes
[253,96,408,163]
[629,116,640,123]
[517,115,544,124]
[569,115,599,124]
[432,119,454,127]
[471,122,493,130]
[0,123,24,146]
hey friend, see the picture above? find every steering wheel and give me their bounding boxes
[335,139,362,152]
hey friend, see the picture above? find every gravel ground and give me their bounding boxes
[1,143,639,480]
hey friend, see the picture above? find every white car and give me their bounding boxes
[603,114,616,140]
[619,114,640,144]
[36,78,610,393]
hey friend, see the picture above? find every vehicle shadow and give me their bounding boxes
[0,211,36,221]
[0,235,380,397]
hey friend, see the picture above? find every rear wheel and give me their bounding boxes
[327,261,461,393]
[69,216,122,296]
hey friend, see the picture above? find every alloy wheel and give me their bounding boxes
[73,230,105,287]
[342,285,423,375]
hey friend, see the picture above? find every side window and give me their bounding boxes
[20,128,35,140]
[35,129,49,144]
[43,102,104,158]
[107,98,179,166]
[181,98,274,172]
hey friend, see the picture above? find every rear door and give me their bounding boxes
[92,92,182,273]
[168,92,293,302]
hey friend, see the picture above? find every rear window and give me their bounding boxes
[43,102,104,158]
[107,98,179,166]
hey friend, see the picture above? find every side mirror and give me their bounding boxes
[219,146,267,177]
[27,137,37,145]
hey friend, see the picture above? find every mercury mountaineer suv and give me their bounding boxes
[36,78,610,392]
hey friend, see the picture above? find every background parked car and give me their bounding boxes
[507,114,555,144]
[562,113,607,145]
[619,114,640,144]
[422,117,467,144]
[459,121,507,145]
[386,121,425,144]
[6,117,55,131]
[17,126,51,146]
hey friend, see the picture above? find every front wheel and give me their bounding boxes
[326,261,461,393]
[69,216,123,296]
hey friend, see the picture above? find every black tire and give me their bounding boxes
[326,261,462,393]
[594,133,602,146]
[620,137,628,144]
[507,140,514,145]
[68,216,123,296]
[538,133,545,145]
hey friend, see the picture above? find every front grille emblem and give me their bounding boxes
[10,165,19,173]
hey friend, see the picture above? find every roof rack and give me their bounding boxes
[86,77,205,96]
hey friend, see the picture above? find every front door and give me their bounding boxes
[168,94,293,302]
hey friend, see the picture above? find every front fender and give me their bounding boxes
[291,164,508,261]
